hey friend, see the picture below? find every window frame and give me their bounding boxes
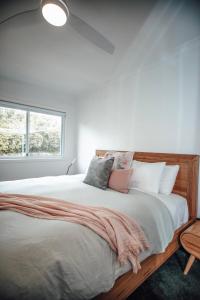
[0,100,66,161]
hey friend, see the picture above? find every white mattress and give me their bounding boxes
[151,193,188,229]
[0,174,188,299]
[129,188,188,230]
[0,173,188,231]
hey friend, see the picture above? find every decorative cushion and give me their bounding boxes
[104,151,133,169]
[159,165,179,195]
[83,156,114,190]
[108,169,133,193]
[129,160,166,193]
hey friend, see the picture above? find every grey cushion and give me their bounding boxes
[83,156,114,190]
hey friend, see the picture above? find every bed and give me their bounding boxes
[0,151,199,300]
[95,150,199,300]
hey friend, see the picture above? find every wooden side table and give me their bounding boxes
[180,220,200,275]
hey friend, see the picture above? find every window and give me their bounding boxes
[0,101,65,159]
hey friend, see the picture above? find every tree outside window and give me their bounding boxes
[0,103,65,158]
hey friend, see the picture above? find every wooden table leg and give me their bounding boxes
[184,254,195,275]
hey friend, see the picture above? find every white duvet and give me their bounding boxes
[0,174,187,300]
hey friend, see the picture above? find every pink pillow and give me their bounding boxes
[108,169,133,193]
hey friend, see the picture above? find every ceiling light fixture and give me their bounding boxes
[0,0,115,54]
[41,0,69,27]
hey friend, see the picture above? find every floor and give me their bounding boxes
[128,248,200,300]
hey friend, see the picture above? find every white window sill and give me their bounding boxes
[0,156,65,163]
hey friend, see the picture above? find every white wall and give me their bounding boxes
[76,0,200,215]
[0,77,77,180]
[77,39,200,167]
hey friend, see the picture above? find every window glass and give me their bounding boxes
[29,112,62,156]
[0,106,26,157]
[0,101,65,159]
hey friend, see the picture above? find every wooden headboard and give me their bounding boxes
[96,150,199,220]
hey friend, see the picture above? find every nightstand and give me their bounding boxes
[180,220,200,275]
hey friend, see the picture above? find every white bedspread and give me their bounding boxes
[0,174,186,300]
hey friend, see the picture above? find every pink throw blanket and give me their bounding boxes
[0,193,149,273]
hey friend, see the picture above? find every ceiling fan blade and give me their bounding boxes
[0,8,39,26]
[69,13,115,55]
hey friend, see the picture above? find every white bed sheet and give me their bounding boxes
[0,174,188,231]
[0,174,188,299]
[129,188,189,230]
[151,193,188,229]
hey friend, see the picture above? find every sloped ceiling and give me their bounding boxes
[0,0,157,96]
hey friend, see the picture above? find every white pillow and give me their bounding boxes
[159,165,179,195]
[129,160,166,193]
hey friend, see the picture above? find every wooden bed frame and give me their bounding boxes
[95,150,199,300]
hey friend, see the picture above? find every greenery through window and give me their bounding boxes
[0,101,65,158]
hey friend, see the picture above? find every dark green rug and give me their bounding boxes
[128,248,200,300]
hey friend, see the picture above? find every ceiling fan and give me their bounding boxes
[0,0,115,55]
